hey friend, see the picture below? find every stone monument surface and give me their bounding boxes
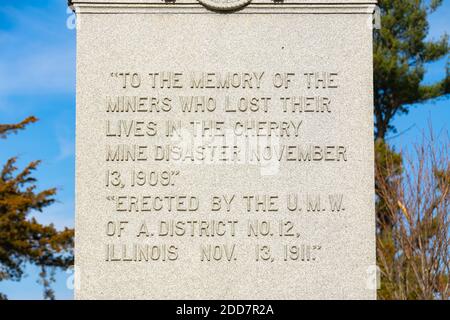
[71,0,377,299]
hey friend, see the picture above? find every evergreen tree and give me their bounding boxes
[0,117,74,300]
[374,0,449,140]
[374,0,449,300]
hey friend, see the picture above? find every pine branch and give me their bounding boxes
[0,117,38,139]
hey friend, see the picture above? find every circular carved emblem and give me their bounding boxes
[198,0,252,11]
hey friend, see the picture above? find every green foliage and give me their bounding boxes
[0,118,74,300]
[374,0,450,300]
[374,0,449,139]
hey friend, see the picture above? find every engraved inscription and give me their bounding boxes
[95,70,350,265]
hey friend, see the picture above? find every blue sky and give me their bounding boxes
[0,0,448,300]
